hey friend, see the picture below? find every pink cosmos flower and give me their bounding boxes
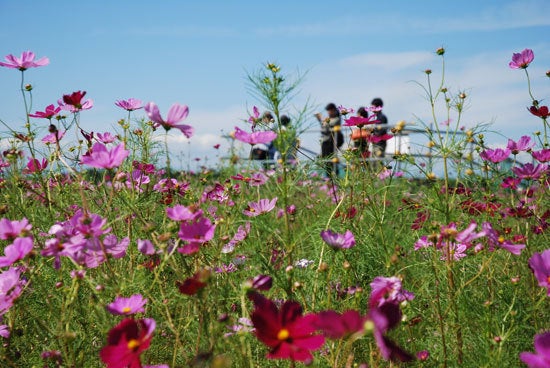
[41,130,65,144]
[0,267,25,315]
[106,294,147,315]
[144,102,194,138]
[29,104,61,119]
[0,218,32,241]
[520,331,550,367]
[100,318,156,368]
[248,292,325,363]
[0,324,9,339]
[243,198,278,217]
[512,163,549,180]
[0,237,33,267]
[137,239,155,255]
[509,48,534,69]
[480,148,511,163]
[338,105,354,115]
[507,136,534,154]
[81,142,129,169]
[248,106,261,128]
[58,91,93,112]
[234,127,277,145]
[320,229,356,249]
[369,276,415,308]
[115,98,143,111]
[0,51,49,70]
[24,158,48,174]
[166,205,200,221]
[221,222,251,253]
[528,249,550,296]
[177,216,216,255]
[97,132,117,144]
[532,149,550,163]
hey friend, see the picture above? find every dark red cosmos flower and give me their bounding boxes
[63,91,87,109]
[177,268,211,295]
[100,318,155,368]
[249,292,325,363]
[529,105,549,119]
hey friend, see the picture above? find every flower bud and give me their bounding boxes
[25,84,33,91]
[436,47,445,56]
[546,70,550,78]
[424,69,432,75]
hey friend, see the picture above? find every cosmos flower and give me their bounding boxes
[58,91,93,112]
[29,104,61,119]
[532,149,550,163]
[320,229,356,249]
[528,249,550,296]
[529,105,549,119]
[115,98,143,111]
[509,48,534,69]
[234,127,277,145]
[243,198,277,217]
[106,294,147,316]
[480,148,511,163]
[249,292,325,363]
[144,102,193,138]
[0,51,49,70]
[512,163,549,180]
[0,237,33,268]
[100,318,156,368]
[520,331,550,368]
[81,143,129,170]
[507,136,534,154]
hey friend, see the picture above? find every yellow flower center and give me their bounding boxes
[277,328,290,341]
[498,236,505,244]
[364,320,375,334]
[127,339,140,350]
[122,307,132,313]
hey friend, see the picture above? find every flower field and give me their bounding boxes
[0,48,549,368]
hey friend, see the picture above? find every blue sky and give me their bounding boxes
[1,0,549,169]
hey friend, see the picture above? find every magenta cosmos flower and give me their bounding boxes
[532,149,550,163]
[344,115,379,127]
[528,249,550,296]
[530,105,550,119]
[243,198,278,217]
[480,148,511,163]
[0,267,25,315]
[315,310,365,339]
[507,136,534,154]
[0,51,49,70]
[482,222,525,256]
[248,292,325,363]
[106,294,147,315]
[41,130,65,144]
[520,331,550,368]
[100,318,155,368]
[81,142,129,170]
[234,126,277,145]
[320,229,356,249]
[0,237,33,268]
[29,104,61,119]
[0,218,32,241]
[115,98,143,111]
[512,163,549,180]
[509,48,534,69]
[144,102,193,138]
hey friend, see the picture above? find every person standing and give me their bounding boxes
[315,103,342,176]
[371,98,388,158]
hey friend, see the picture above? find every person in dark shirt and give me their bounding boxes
[315,103,342,177]
[371,98,388,158]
